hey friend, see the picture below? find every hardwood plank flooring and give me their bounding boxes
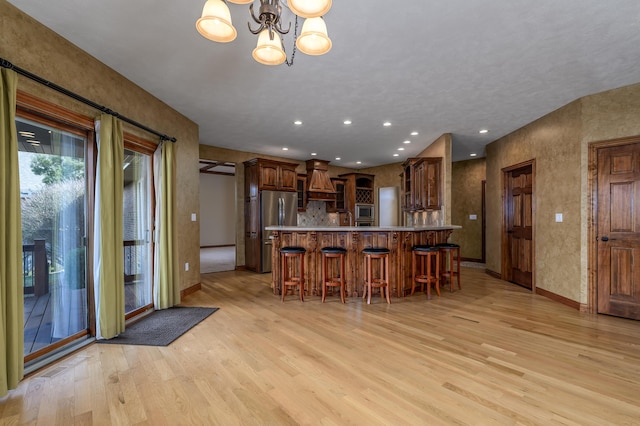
[2,268,640,425]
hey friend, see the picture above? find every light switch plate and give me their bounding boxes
[555,213,563,223]
[469,214,477,220]
[191,213,197,222]
[185,262,189,271]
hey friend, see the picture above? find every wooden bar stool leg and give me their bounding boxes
[434,252,441,297]
[299,254,305,302]
[384,255,390,304]
[281,253,287,302]
[411,251,417,295]
[322,254,327,303]
[456,247,461,290]
[340,254,346,303]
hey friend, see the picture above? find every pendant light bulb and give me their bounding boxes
[196,0,237,42]
[288,0,332,18]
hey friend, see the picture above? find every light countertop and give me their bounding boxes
[265,225,462,231]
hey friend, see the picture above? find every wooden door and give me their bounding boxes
[503,162,534,289]
[597,143,640,320]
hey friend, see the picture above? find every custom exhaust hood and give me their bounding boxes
[306,159,337,201]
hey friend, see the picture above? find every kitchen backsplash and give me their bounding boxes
[297,201,336,226]
[406,209,445,226]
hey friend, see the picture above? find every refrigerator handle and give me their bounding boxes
[279,197,284,226]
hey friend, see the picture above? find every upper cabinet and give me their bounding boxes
[326,178,347,213]
[402,157,442,211]
[297,174,307,211]
[245,158,298,192]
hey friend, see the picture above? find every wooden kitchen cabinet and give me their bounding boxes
[326,178,346,213]
[402,157,441,211]
[297,174,307,212]
[243,158,300,272]
[245,158,298,192]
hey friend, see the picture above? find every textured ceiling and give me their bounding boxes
[7,0,640,166]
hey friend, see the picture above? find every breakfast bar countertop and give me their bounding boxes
[265,225,462,231]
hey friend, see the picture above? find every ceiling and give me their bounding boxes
[7,0,640,166]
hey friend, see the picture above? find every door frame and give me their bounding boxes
[587,135,640,314]
[501,159,536,291]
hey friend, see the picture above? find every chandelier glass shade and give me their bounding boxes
[252,29,287,65]
[288,0,332,18]
[196,0,332,66]
[196,0,237,42]
[296,16,331,55]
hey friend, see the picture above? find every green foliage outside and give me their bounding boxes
[30,155,84,185]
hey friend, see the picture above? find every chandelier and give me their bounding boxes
[196,0,332,66]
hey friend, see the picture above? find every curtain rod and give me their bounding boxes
[1,57,177,143]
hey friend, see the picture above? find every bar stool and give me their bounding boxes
[411,245,440,299]
[280,246,306,302]
[320,247,347,303]
[436,243,461,292]
[362,248,391,304]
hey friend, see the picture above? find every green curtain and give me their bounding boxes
[94,114,125,339]
[153,141,180,309]
[0,68,24,396]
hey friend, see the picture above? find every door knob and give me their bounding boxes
[600,236,609,242]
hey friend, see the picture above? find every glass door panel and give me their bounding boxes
[123,148,152,314]
[17,117,88,356]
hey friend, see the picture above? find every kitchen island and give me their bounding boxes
[265,225,461,299]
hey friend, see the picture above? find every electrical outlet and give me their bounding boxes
[555,213,563,223]
[185,262,189,271]
[191,213,197,222]
[469,214,477,220]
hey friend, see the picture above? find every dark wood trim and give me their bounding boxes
[461,257,483,263]
[201,170,235,177]
[17,90,94,131]
[587,135,640,315]
[24,330,89,364]
[201,244,235,249]
[535,287,581,311]
[235,265,248,271]
[124,133,157,153]
[481,180,486,263]
[485,269,502,280]
[125,304,153,321]
[181,283,202,299]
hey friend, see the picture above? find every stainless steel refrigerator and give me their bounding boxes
[261,190,298,273]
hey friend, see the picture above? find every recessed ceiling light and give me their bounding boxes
[411,131,419,136]
[356,161,362,164]
[335,157,341,160]
[383,121,392,127]
[294,120,303,125]
[282,147,289,151]
[470,153,477,157]
[398,148,405,151]
[311,152,317,156]
[344,120,352,125]
[393,153,399,157]
[403,140,411,144]
[479,129,489,134]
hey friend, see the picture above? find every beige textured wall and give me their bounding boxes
[486,82,640,304]
[486,101,583,301]
[2,2,201,291]
[450,159,486,260]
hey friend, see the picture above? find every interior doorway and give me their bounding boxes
[502,160,535,290]
[199,160,236,273]
[591,139,640,320]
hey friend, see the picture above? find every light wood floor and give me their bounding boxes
[2,268,640,425]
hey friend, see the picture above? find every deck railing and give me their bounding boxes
[22,239,49,296]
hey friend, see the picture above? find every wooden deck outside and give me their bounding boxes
[23,281,144,356]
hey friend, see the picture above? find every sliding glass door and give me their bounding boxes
[18,116,89,357]
[123,147,153,315]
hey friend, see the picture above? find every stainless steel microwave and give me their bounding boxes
[355,204,374,221]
